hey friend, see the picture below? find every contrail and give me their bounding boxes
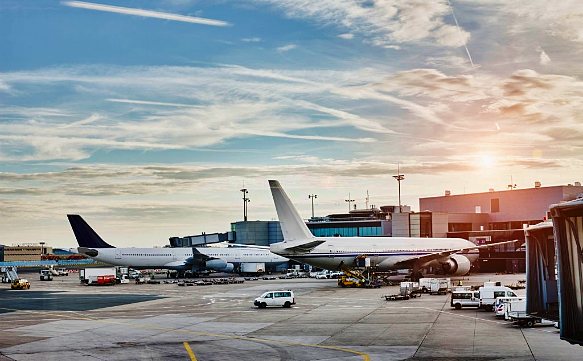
[62,1,230,27]
[447,0,474,67]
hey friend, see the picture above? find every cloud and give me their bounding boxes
[255,1,470,48]
[106,98,202,108]
[61,1,230,26]
[276,44,297,53]
[241,37,262,42]
[537,47,551,65]
[338,33,354,40]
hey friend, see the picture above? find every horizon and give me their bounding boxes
[2,1,582,247]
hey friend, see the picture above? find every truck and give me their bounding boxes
[478,284,518,311]
[80,267,117,286]
[240,262,265,274]
[420,278,451,295]
[40,269,53,281]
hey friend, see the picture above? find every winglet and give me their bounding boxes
[67,214,115,248]
[269,180,315,242]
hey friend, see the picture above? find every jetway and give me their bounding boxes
[525,221,559,322]
[550,198,583,346]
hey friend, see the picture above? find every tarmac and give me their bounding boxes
[0,272,581,361]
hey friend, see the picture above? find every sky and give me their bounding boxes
[1,0,583,248]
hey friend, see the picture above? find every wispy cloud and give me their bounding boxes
[107,98,202,108]
[61,1,230,26]
[338,33,354,40]
[241,37,262,42]
[276,44,297,53]
[255,1,470,48]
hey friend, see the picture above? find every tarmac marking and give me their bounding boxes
[183,341,197,361]
[0,308,370,361]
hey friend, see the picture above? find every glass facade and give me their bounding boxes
[311,226,382,237]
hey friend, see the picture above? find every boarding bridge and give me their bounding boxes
[550,198,583,346]
[525,221,559,322]
[1,266,18,283]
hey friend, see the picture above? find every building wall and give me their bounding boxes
[420,185,583,224]
[391,213,410,237]
[431,212,449,238]
[3,245,43,262]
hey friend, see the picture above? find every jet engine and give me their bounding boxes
[441,254,471,276]
[205,259,235,272]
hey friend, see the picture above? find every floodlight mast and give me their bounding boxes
[393,164,405,213]
[240,188,250,221]
[308,194,317,218]
[345,193,355,212]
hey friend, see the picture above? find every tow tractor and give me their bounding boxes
[11,279,30,290]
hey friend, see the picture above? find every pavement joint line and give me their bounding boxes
[1,308,371,361]
[183,341,197,361]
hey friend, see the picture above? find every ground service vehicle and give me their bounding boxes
[11,279,30,290]
[80,267,117,285]
[40,269,53,281]
[479,285,517,311]
[495,296,525,318]
[451,290,480,309]
[254,290,295,308]
[241,262,265,274]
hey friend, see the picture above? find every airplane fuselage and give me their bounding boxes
[270,236,479,271]
[84,246,288,270]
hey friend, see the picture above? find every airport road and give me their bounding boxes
[0,273,581,361]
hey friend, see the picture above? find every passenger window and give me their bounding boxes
[508,291,517,297]
[265,293,273,299]
[494,291,506,298]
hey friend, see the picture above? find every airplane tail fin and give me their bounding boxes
[269,180,315,242]
[67,214,115,248]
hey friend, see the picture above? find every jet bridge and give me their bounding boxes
[550,198,583,346]
[525,221,559,322]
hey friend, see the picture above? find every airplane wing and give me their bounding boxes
[394,239,524,269]
[280,240,326,254]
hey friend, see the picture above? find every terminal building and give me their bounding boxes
[169,181,583,274]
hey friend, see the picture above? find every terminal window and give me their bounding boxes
[491,198,500,213]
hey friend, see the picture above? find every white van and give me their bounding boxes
[494,296,525,318]
[479,285,517,311]
[451,290,480,309]
[254,290,295,308]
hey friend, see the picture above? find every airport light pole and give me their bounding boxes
[393,164,405,213]
[345,193,355,212]
[240,188,250,221]
[308,194,317,218]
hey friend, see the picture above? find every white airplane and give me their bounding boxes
[268,180,519,277]
[67,215,288,274]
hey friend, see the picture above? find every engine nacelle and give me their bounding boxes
[205,259,235,272]
[441,254,471,276]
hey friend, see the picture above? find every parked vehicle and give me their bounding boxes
[478,284,517,311]
[254,290,295,308]
[315,270,332,279]
[451,290,480,309]
[494,296,525,318]
[56,268,69,276]
[11,279,30,290]
[40,269,53,281]
[79,267,117,285]
[241,262,265,274]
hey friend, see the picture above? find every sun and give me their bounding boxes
[479,154,496,168]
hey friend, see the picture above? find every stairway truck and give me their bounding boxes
[80,267,117,285]
[241,263,265,274]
